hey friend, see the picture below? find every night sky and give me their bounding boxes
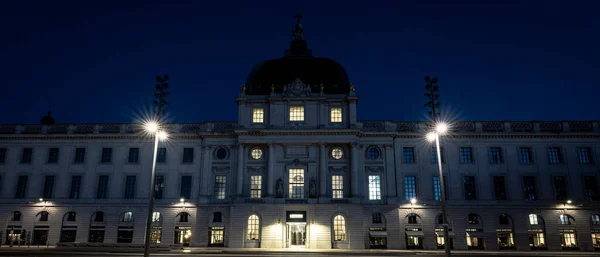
[1,0,598,125]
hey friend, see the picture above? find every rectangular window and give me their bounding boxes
[252,108,264,123]
[43,175,55,199]
[157,148,166,163]
[289,106,304,121]
[403,147,415,163]
[96,175,109,199]
[368,175,381,200]
[553,176,568,201]
[182,148,194,163]
[288,168,305,199]
[330,107,342,123]
[69,175,82,199]
[460,147,473,163]
[404,176,417,200]
[100,148,112,163]
[0,148,6,163]
[214,175,226,199]
[493,176,507,200]
[519,147,533,164]
[523,176,537,201]
[74,148,86,163]
[332,175,343,199]
[180,175,192,199]
[154,175,164,199]
[584,176,598,201]
[577,147,592,164]
[250,175,262,198]
[433,176,448,201]
[548,147,562,164]
[489,147,503,164]
[48,148,59,163]
[124,175,136,199]
[128,148,139,163]
[21,148,33,163]
[463,176,477,200]
[15,175,28,198]
[431,147,445,164]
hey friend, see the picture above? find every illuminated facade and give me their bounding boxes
[1,20,600,251]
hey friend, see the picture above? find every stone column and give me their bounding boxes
[200,145,212,203]
[351,142,359,197]
[236,143,245,197]
[319,143,327,198]
[267,143,275,197]
[384,144,397,201]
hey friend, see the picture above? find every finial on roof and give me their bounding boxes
[40,108,55,125]
[292,12,304,40]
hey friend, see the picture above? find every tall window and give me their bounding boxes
[15,175,28,198]
[289,169,304,199]
[368,175,381,200]
[559,214,573,225]
[431,147,444,164]
[100,148,112,163]
[69,175,82,199]
[433,176,448,201]
[48,148,59,163]
[407,213,418,224]
[463,176,477,200]
[289,106,304,121]
[577,147,592,164]
[489,147,502,163]
[547,147,562,164]
[122,212,133,222]
[519,147,533,164]
[553,176,568,200]
[250,175,262,198]
[74,148,85,163]
[403,147,415,163]
[214,175,226,199]
[43,175,55,199]
[247,215,260,240]
[252,108,264,123]
[96,175,109,199]
[332,175,343,199]
[404,176,417,200]
[124,175,136,199]
[182,148,194,163]
[493,176,507,200]
[523,176,537,201]
[460,147,473,163]
[333,215,346,241]
[157,148,166,163]
[330,107,342,123]
[154,175,164,199]
[38,211,49,222]
[21,148,33,163]
[584,176,598,201]
[128,148,139,163]
[0,148,6,163]
[180,176,192,199]
[528,214,539,225]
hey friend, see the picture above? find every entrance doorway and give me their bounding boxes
[174,226,191,246]
[287,223,306,248]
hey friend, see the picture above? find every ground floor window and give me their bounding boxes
[466,231,485,250]
[174,226,192,246]
[5,226,23,245]
[435,230,454,250]
[150,227,162,244]
[528,230,546,250]
[405,230,424,249]
[592,233,600,249]
[117,226,133,243]
[496,229,515,249]
[209,226,224,247]
[369,228,387,249]
[560,229,578,249]
[60,226,77,242]
[33,226,49,245]
[88,227,105,243]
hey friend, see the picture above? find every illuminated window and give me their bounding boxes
[460,147,472,163]
[548,147,562,164]
[214,176,226,199]
[289,169,304,199]
[560,214,574,225]
[152,212,161,222]
[560,230,577,248]
[122,212,133,222]
[368,175,381,200]
[592,233,600,249]
[489,147,503,164]
[528,214,539,225]
[251,148,262,160]
[404,176,417,200]
[333,215,346,241]
[289,106,304,121]
[519,147,533,163]
[407,213,418,224]
[403,147,415,163]
[247,215,260,240]
[592,215,600,225]
[332,175,343,199]
[250,175,262,198]
[252,108,264,123]
[331,147,343,159]
[577,147,592,164]
[529,232,545,248]
[330,107,342,123]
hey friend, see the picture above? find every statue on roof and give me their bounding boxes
[292,12,304,40]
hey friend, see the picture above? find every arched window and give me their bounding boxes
[499,214,510,225]
[407,213,419,224]
[333,215,346,241]
[176,212,190,223]
[437,214,444,225]
[92,211,104,222]
[592,214,600,225]
[12,211,22,221]
[467,214,479,224]
[247,215,260,240]
[122,212,133,222]
[560,214,574,225]
[372,213,383,224]
[529,214,539,225]
[37,211,49,222]
[152,212,161,222]
[213,212,222,222]
[65,211,76,222]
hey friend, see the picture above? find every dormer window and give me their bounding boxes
[330,107,342,123]
[289,106,304,121]
[252,108,264,123]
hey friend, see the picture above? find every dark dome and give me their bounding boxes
[245,39,350,95]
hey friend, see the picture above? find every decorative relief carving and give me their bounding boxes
[284,146,308,158]
[247,166,265,173]
[365,166,384,173]
[328,166,347,173]
[282,78,312,97]
[212,166,230,173]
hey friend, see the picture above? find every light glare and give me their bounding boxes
[567,200,572,204]
[426,132,437,142]
[436,123,448,134]
[145,121,159,133]
[180,198,185,203]
[157,131,168,140]
[410,198,417,204]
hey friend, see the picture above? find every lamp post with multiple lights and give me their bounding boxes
[427,123,451,257]
[143,121,168,257]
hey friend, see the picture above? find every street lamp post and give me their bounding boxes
[427,123,451,257]
[143,122,167,257]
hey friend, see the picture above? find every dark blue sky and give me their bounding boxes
[1,0,598,124]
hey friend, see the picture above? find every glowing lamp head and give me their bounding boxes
[436,123,448,134]
[145,121,159,133]
[39,198,44,202]
[180,198,185,203]
[157,131,168,141]
[410,198,417,204]
[567,200,572,204]
[426,132,437,142]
